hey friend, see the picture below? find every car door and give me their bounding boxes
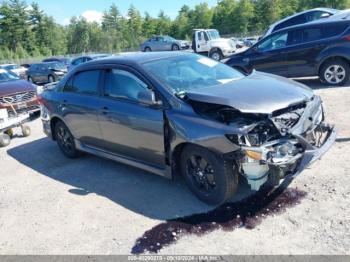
[285,23,348,77]
[245,31,290,76]
[98,66,165,168]
[195,31,209,53]
[59,69,104,147]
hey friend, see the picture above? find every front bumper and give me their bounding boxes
[290,124,336,178]
[240,123,336,190]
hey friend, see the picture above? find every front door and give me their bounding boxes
[247,31,290,76]
[195,31,209,53]
[98,67,165,168]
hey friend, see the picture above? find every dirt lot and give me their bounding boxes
[0,78,349,255]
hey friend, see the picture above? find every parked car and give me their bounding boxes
[40,52,335,205]
[42,57,72,67]
[68,54,109,71]
[192,29,236,61]
[27,62,67,84]
[231,38,245,48]
[140,36,191,52]
[243,37,259,47]
[263,8,339,38]
[0,64,27,79]
[0,69,40,117]
[226,19,350,86]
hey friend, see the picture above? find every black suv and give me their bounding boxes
[27,62,67,84]
[226,19,350,86]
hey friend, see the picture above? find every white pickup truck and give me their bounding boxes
[192,29,236,61]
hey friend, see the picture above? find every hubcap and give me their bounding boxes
[57,126,73,153]
[324,65,346,84]
[186,155,216,193]
[211,52,220,61]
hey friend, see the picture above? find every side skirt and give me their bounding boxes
[75,140,171,179]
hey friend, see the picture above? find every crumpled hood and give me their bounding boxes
[0,80,36,96]
[185,71,314,114]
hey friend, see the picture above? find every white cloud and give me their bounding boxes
[62,18,71,26]
[81,10,103,24]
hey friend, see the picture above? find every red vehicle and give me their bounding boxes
[0,69,40,117]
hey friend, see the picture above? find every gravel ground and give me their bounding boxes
[0,78,349,255]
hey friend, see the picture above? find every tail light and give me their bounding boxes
[344,35,350,41]
[36,95,44,105]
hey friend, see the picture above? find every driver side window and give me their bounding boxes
[104,69,149,102]
[257,32,288,52]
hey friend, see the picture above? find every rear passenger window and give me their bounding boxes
[64,70,100,95]
[322,24,348,38]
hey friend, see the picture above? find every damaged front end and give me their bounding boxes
[190,95,336,191]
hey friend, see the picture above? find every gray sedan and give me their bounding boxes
[140,36,190,52]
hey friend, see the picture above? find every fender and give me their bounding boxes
[316,46,350,73]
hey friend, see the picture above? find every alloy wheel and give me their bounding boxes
[324,65,346,84]
[210,52,221,61]
[57,125,74,154]
[186,155,216,193]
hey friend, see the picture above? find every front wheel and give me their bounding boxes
[54,121,80,158]
[48,75,55,83]
[209,50,223,61]
[144,47,152,52]
[172,44,180,51]
[0,134,11,147]
[319,59,349,86]
[180,145,238,205]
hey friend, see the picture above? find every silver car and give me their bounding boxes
[140,36,190,52]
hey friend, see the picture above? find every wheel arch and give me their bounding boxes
[50,115,66,141]
[317,56,350,75]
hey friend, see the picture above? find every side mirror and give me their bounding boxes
[137,89,161,106]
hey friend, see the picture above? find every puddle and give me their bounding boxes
[131,187,307,254]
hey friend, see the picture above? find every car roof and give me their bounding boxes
[79,51,190,67]
[271,18,350,34]
[269,8,339,29]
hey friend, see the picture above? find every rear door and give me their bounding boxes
[246,31,290,76]
[285,23,349,77]
[98,66,165,168]
[59,69,103,147]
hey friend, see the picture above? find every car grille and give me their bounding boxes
[7,105,40,117]
[0,91,36,104]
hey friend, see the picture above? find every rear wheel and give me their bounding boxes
[0,134,11,147]
[180,145,238,205]
[54,121,80,158]
[144,47,152,52]
[319,59,349,86]
[28,77,34,83]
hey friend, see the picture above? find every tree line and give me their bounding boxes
[0,0,349,61]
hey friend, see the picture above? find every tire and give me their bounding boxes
[4,128,14,138]
[209,49,223,61]
[180,145,238,205]
[0,134,11,147]
[144,47,152,52]
[28,77,34,83]
[54,121,80,158]
[48,75,55,83]
[21,125,31,137]
[172,44,180,51]
[319,59,349,86]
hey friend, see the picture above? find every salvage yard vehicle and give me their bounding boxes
[262,8,339,38]
[68,54,109,71]
[27,62,67,84]
[226,19,350,86]
[140,36,191,52]
[40,52,336,205]
[0,64,27,79]
[192,29,236,61]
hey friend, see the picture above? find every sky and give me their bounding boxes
[33,0,218,25]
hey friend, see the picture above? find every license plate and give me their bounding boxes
[17,102,27,109]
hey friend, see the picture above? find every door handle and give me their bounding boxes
[101,106,109,114]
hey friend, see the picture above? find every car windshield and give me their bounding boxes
[0,70,20,82]
[207,30,220,40]
[143,54,244,95]
[48,62,65,70]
